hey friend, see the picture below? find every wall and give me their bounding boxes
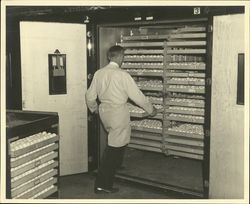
[210,14,244,198]
[20,22,88,175]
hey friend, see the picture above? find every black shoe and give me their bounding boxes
[94,187,119,194]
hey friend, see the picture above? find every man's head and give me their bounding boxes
[107,45,124,67]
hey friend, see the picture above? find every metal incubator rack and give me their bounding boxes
[118,23,207,160]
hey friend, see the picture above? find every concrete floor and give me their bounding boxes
[59,172,174,199]
[120,148,203,191]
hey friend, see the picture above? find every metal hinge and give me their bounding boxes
[204,180,209,188]
[208,25,213,33]
[205,130,210,138]
[22,100,26,109]
[206,78,212,86]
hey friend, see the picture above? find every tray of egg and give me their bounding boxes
[148,96,163,104]
[166,124,204,139]
[131,119,162,133]
[123,54,163,62]
[166,106,204,116]
[122,62,163,69]
[10,142,59,168]
[167,62,206,70]
[168,77,205,85]
[166,98,205,108]
[166,113,204,124]
[137,80,163,91]
[9,132,59,158]
[14,176,57,199]
[128,103,163,118]
[11,169,58,198]
[125,68,163,76]
[166,84,205,93]
[11,160,58,189]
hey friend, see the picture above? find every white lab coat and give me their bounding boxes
[86,62,153,147]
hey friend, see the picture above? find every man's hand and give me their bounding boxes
[148,107,157,117]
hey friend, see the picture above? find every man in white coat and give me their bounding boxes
[86,45,157,194]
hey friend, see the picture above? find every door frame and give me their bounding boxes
[203,15,213,198]
[96,17,210,198]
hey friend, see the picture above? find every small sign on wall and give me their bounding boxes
[48,49,67,95]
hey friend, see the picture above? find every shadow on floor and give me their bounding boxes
[59,172,174,199]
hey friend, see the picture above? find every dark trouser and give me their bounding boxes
[95,145,126,189]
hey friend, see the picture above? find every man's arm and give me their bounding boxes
[124,72,156,115]
[85,74,98,113]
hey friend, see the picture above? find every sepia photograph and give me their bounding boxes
[1,1,249,203]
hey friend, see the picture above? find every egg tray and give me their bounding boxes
[11,143,58,168]
[165,143,204,155]
[164,137,204,148]
[166,41,206,47]
[128,143,162,153]
[129,111,149,118]
[129,111,162,119]
[34,185,58,199]
[166,63,205,70]
[170,32,206,38]
[166,72,205,78]
[122,34,170,41]
[164,108,205,116]
[130,138,162,149]
[165,100,205,108]
[124,49,164,55]
[139,86,163,92]
[122,32,206,41]
[126,70,163,77]
[167,150,203,160]
[14,177,57,199]
[165,86,205,94]
[166,79,205,86]
[11,151,58,178]
[11,160,58,189]
[123,57,163,62]
[11,169,57,198]
[164,115,204,124]
[122,64,164,69]
[164,129,204,139]
[167,48,206,54]
[148,98,163,105]
[118,41,164,47]
[131,126,162,134]
[176,26,206,33]
[9,135,59,158]
[150,113,163,120]
[131,131,162,141]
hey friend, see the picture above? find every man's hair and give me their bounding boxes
[107,45,124,60]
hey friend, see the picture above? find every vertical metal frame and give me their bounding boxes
[163,41,171,155]
[203,15,213,198]
[86,21,100,171]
